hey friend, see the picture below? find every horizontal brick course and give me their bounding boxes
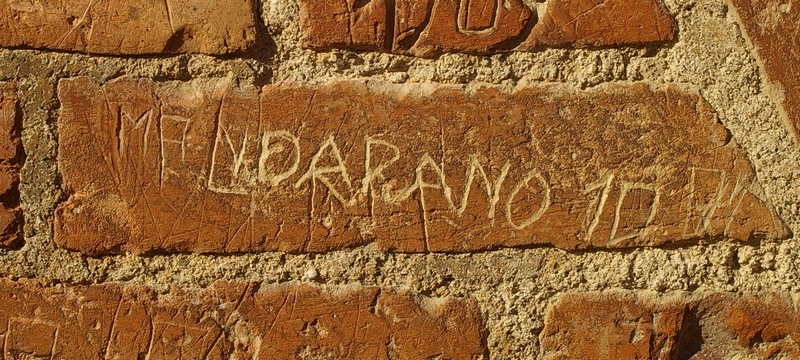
[0,0,257,55]
[298,0,676,57]
[0,279,486,359]
[0,83,21,248]
[0,0,795,358]
[55,77,788,255]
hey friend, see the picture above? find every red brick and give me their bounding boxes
[237,285,486,359]
[0,0,257,55]
[298,0,676,57]
[393,0,435,51]
[540,292,800,359]
[409,0,534,57]
[539,292,688,359]
[520,0,677,50]
[0,278,486,359]
[55,78,788,255]
[696,293,800,359]
[729,0,800,141]
[298,0,388,51]
[0,83,21,248]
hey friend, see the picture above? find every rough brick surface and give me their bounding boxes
[0,0,257,55]
[698,293,800,359]
[55,77,788,255]
[409,0,534,56]
[0,278,486,359]
[540,292,800,359]
[519,0,678,50]
[729,0,800,141]
[0,83,21,248]
[298,0,676,57]
[296,0,388,51]
[539,293,688,359]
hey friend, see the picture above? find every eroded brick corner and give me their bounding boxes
[540,291,800,359]
[0,0,258,55]
[0,278,487,359]
[729,0,800,142]
[0,83,22,248]
[298,0,677,57]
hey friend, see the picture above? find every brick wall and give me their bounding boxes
[1,0,799,358]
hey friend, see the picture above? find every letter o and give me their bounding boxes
[505,169,551,230]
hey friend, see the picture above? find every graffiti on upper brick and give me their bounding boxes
[298,0,677,57]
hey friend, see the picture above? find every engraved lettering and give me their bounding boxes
[56,77,789,255]
[720,175,751,236]
[298,0,677,57]
[608,181,661,245]
[583,170,614,241]
[118,108,153,159]
[159,113,191,186]
[505,168,551,230]
[258,130,301,187]
[457,156,511,222]
[207,121,247,195]
[457,0,499,33]
[294,135,353,206]
[683,168,754,237]
[361,136,401,200]
[684,167,726,236]
[224,126,250,179]
[393,153,455,209]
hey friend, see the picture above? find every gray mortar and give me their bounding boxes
[1,0,800,358]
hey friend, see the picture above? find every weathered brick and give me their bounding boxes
[409,0,534,57]
[297,0,388,51]
[540,292,800,359]
[55,77,788,255]
[519,0,678,50]
[539,292,688,359]
[0,0,257,55]
[696,293,800,359]
[729,0,800,141]
[0,278,486,359]
[0,83,21,248]
[298,0,676,57]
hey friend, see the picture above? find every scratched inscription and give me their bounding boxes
[298,0,677,57]
[55,77,789,255]
[0,0,257,54]
[0,279,485,359]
